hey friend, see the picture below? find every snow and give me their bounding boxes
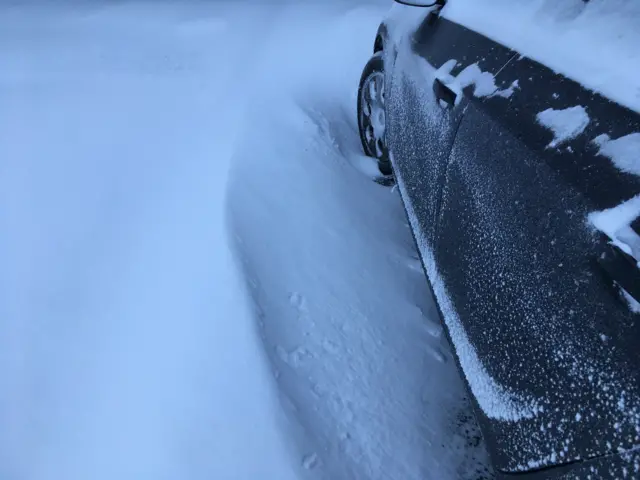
[431,59,516,105]
[226,3,493,477]
[456,63,501,98]
[1,2,302,479]
[623,290,640,314]
[593,133,640,265]
[536,106,590,148]
[589,194,640,313]
[393,159,542,423]
[1,1,493,479]
[594,132,640,177]
[494,79,519,99]
[442,0,640,112]
[589,195,640,243]
[432,59,463,105]
[385,3,434,45]
[589,195,640,262]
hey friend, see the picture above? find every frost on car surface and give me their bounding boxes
[369,0,640,475]
[394,162,543,424]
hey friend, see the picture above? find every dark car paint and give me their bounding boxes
[441,52,640,471]
[374,7,640,480]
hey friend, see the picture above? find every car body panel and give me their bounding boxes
[377,3,640,477]
[385,14,464,247]
[386,11,514,248]
[438,91,640,471]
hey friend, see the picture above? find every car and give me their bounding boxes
[356,0,640,478]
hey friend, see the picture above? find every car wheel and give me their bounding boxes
[357,53,393,179]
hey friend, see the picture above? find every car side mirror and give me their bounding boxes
[393,0,446,7]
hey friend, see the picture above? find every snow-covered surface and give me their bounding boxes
[226,3,493,478]
[1,3,301,479]
[384,3,433,45]
[589,195,640,260]
[589,127,640,294]
[456,63,501,98]
[432,59,516,104]
[594,132,640,177]
[392,157,541,423]
[1,1,493,479]
[589,195,640,312]
[623,290,640,314]
[442,0,640,112]
[536,106,590,148]
[494,79,519,99]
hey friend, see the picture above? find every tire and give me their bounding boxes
[357,52,393,178]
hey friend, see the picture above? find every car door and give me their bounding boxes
[431,3,640,477]
[385,4,514,247]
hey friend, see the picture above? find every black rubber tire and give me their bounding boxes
[357,53,393,177]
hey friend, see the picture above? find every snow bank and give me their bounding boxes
[0,2,302,479]
[226,3,493,479]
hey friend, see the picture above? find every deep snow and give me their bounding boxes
[1,2,300,479]
[1,1,492,479]
[226,4,492,479]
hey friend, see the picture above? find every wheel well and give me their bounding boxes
[374,35,384,53]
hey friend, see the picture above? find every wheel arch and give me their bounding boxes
[373,24,387,53]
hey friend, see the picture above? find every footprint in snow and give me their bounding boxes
[322,338,340,354]
[276,345,312,368]
[289,292,308,312]
[423,318,443,339]
[302,453,320,470]
[406,256,424,273]
[428,345,448,364]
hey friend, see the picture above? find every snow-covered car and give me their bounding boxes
[357,0,640,478]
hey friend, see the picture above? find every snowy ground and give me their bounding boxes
[1,1,491,479]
